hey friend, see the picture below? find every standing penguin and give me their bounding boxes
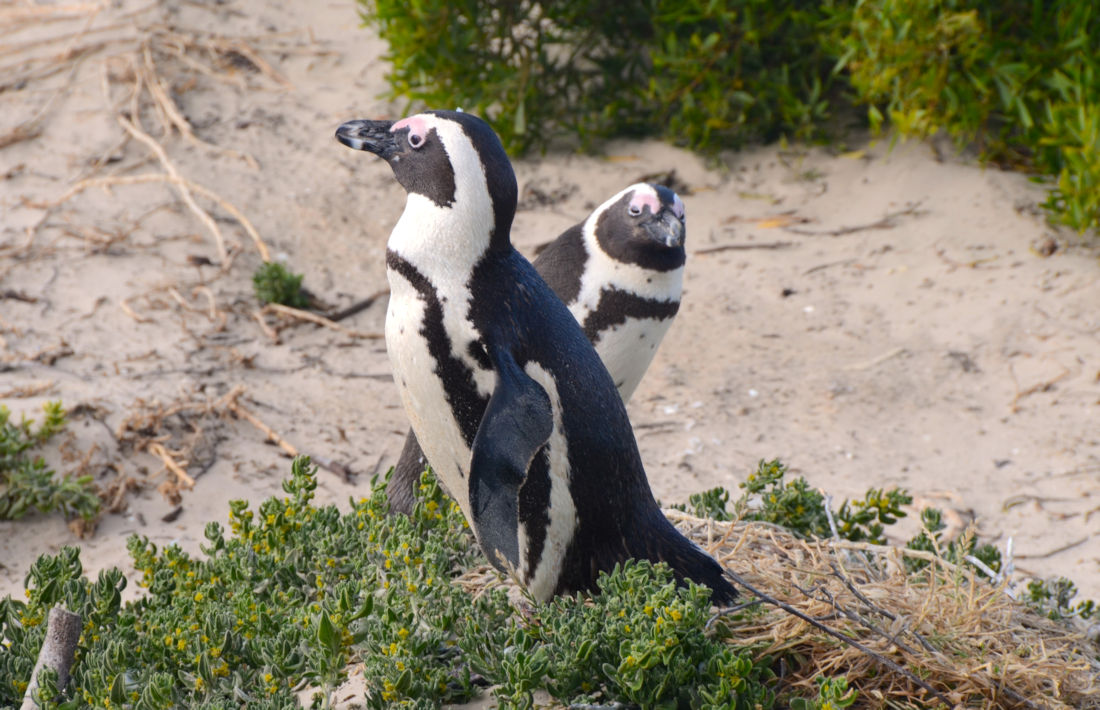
[387,182,687,515]
[336,110,735,603]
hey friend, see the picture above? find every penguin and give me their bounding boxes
[336,110,736,603]
[387,182,687,516]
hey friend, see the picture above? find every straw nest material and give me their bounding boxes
[459,510,1100,709]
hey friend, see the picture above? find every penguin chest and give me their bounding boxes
[598,315,675,401]
[384,264,492,520]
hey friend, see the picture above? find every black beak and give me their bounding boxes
[335,119,398,160]
[643,210,685,249]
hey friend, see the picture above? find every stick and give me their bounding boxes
[251,310,279,342]
[148,442,195,488]
[117,114,228,262]
[695,241,797,255]
[325,288,390,323]
[262,303,384,339]
[32,173,270,261]
[20,606,82,710]
[222,393,299,458]
[782,202,924,237]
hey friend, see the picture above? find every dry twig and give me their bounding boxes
[782,202,925,237]
[260,303,384,340]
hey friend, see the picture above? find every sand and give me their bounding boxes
[1,0,1097,610]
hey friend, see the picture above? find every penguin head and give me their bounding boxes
[591,183,687,272]
[336,110,517,252]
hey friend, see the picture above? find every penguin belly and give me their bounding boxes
[384,265,477,521]
[587,315,676,402]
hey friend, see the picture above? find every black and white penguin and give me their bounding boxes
[387,182,687,515]
[336,110,735,603]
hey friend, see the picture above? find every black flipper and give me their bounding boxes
[468,350,553,573]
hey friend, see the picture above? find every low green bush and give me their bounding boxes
[0,460,790,709]
[253,262,309,308]
[357,0,838,154]
[2,457,1091,708]
[0,401,98,522]
[677,458,911,545]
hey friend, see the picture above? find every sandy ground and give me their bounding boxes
[1,0,1098,614]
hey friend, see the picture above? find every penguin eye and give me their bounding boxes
[408,131,425,149]
[627,204,642,217]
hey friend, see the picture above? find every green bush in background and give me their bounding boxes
[835,0,1100,233]
[359,0,839,153]
[357,0,1100,235]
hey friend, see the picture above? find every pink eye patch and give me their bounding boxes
[628,189,661,216]
[392,115,429,136]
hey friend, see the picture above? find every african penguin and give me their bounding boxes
[336,110,735,603]
[387,183,687,516]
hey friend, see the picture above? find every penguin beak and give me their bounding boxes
[644,210,685,249]
[335,119,399,160]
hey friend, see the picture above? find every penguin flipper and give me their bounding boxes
[469,352,553,573]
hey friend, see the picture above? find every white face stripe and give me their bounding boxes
[388,114,495,274]
[518,362,577,600]
[387,115,499,397]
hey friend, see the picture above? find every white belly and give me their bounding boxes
[566,296,676,403]
[385,267,477,521]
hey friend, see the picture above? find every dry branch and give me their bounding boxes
[782,202,925,237]
[29,172,270,262]
[680,516,1098,708]
[148,442,195,489]
[261,303,385,340]
[116,114,228,262]
[220,387,299,459]
[695,240,797,255]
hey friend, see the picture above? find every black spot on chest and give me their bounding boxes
[386,250,486,445]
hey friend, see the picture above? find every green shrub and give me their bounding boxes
[677,458,911,545]
[905,507,1002,576]
[0,459,803,709]
[834,0,1100,232]
[358,0,1100,235]
[469,561,773,709]
[253,262,309,308]
[1024,577,1097,622]
[0,401,98,522]
[356,0,838,154]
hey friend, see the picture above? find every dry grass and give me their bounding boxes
[687,511,1098,709]
[456,511,1100,709]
